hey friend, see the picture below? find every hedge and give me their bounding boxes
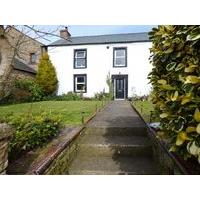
[148,26,200,163]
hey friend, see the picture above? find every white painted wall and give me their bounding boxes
[48,42,152,97]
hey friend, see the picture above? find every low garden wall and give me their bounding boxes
[147,126,187,175]
[130,102,190,174]
[0,123,13,175]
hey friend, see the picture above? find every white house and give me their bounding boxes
[47,28,152,100]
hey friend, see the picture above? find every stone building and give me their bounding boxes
[0,26,44,98]
[5,26,44,71]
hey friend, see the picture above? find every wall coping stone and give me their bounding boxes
[0,123,13,141]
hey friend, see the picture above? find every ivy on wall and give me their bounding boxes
[148,26,200,163]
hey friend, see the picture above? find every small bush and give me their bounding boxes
[0,79,45,105]
[14,79,45,102]
[7,112,62,160]
[131,95,149,101]
[94,92,110,101]
[44,92,82,101]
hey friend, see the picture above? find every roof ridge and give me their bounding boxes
[69,32,149,39]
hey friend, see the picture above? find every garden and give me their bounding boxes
[0,53,109,163]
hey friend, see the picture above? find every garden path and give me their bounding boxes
[68,100,159,174]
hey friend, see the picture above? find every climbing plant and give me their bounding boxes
[148,25,200,163]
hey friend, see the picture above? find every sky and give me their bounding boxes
[67,25,155,36]
[29,25,156,44]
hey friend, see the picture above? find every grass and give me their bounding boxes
[0,100,105,125]
[132,100,155,122]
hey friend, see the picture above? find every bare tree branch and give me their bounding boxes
[24,25,71,41]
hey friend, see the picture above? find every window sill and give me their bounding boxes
[74,67,87,69]
[113,65,127,68]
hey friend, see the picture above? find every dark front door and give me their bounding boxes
[115,78,125,99]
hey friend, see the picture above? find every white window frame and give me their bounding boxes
[74,49,87,69]
[74,74,87,93]
[113,48,127,67]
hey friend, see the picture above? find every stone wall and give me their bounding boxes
[0,37,15,97]
[10,69,35,80]
[6,26,43,71]
[0,28,38,99]
[44,139,79,175]
[0,123,13,175]
[147,128,185,175]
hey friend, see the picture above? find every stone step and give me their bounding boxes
[78,135,152,157]
[68,155,159,175]
[83,127,147,137]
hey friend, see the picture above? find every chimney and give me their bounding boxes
[60,27,71,40]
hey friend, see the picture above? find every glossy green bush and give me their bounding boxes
[8,112,62,160]
[148,26,200,163]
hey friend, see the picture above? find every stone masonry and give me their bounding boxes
[0,26,43,97]
[0,123,13,175]
[6,26,44,71]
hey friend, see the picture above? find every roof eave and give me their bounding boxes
[12,66,37,74]
[47,40,151,47]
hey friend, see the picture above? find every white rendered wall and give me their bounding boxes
[48,42,152,97]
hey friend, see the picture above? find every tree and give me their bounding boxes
[36,53,58,95]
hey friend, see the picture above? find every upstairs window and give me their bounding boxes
[30,53,37,64]
[74,74,87,93]
[113,47,127,67]
[74,49,87,69]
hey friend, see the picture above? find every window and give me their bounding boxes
[113,47,127,67]
[74,49,87,68]
[30,53,37,64]
[74,74,87,93]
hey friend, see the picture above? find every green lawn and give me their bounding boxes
[132,100,155,122]
[0,101,104,125]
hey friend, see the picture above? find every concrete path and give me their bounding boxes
[68,101,159,175]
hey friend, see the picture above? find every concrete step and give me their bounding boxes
[83,127,147,137]
[78,135,152,157]
[68,155,159,175]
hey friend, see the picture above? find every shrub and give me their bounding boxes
[148,25,200,163]
[14,79,45,102]
[0,79,45,104]
[7,112,62,160]
[94,92,105,100]
[44,92,82,101]
[131,95,149,101]
[36,53,58,95]
[59,92,82,101]
[106,72,113,100]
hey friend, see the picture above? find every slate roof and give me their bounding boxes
[48,32,150,46]
[13,57,37,74]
